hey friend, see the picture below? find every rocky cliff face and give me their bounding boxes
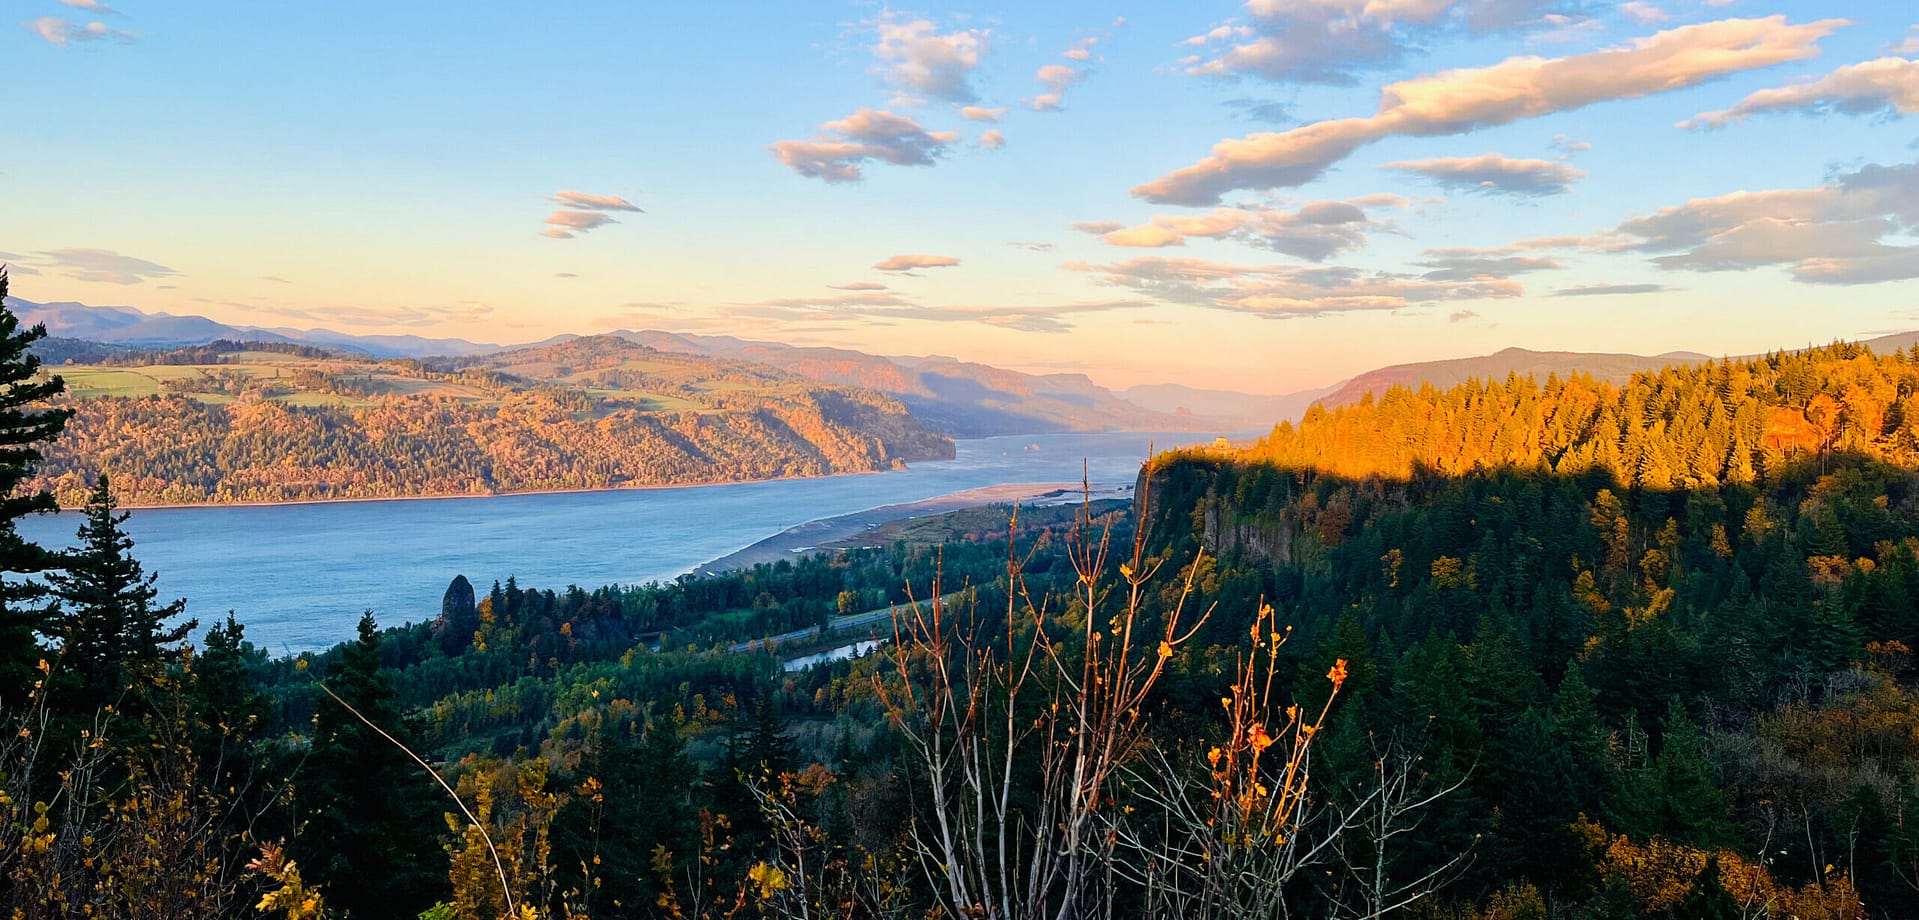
[1199,501,1296,566]
[1137,456,1300,569]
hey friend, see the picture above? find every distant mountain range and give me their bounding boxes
[3,298,1234,436]
[582,333,1213,436]
[1120,383,1337,431]
[11,296,1915,438]
[5,298,498,357]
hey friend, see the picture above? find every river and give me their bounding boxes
[17,431,1208,655]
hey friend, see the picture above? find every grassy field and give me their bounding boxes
[52,360,494,408]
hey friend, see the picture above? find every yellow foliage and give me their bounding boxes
[1600,833,1862,919]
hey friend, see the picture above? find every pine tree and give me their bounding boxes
[1673,855,1740,920]
[297,612,445,918]
[190,615,268,789]
[45,473,191,712]
[0,268,72,704]
[1649,698,1735,849]
[552,718,698,918]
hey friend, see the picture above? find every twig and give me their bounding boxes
[312,679,516,917]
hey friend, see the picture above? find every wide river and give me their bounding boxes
[18,431,1206,655]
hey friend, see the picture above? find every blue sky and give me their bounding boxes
[5,1,1918,392]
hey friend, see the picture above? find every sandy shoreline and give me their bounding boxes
[690,482,1132,576]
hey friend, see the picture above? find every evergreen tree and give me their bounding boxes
[190,615,269,798]
[0,268,72,704]
[45,473,190,712]
[297,612,445,918]
[1648,699,1735,849]
[713,693,800,860]
[552,718,698,918]
[1672,855,1740,920]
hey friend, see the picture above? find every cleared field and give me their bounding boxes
[582,388,710,413]
[45,337,857,420]
[61,368,166,397]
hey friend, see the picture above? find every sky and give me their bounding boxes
[5,1,1919,394]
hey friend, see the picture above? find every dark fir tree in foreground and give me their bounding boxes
[45,473,192,712]
[0,267,70,703]
[296,612,445,918]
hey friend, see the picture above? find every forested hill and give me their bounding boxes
[1211,340,1917,486]
[29,336,953,506]
[605,331,1209,436]
[1315,345,1711,414]
[1132,340,1919,916]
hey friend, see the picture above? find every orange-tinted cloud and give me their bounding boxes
[1136,16,1846,205]
[770,109,958,183]
[1381,153,1586,195]
[873,254,961,272]
[1681,56,1919,128]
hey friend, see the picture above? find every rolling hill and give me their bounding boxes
[610,334,1210,436]
[7,299,1224,436]
[31,336,952,506]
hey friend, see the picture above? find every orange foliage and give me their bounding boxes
[1599,830,1862,919]
[1761,406,1820,454]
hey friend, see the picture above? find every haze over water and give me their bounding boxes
[18,432,1193,654]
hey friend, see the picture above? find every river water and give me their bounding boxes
[17,432,1204,654]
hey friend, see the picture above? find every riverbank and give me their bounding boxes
[691,482,1134,576]
[18,431,1179,654]
[96,465,908,513]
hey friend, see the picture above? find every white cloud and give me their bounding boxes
[2,248,176,284]
[1381,152,1586,195]
[873,16,987,105]
[1553,283,1671,296]
[959,106,1005,122]
[1415,253,1563,281]
[874,254,961,272]
[1136,16,1846,205]
[980,129,1005,149]
[1184,0,1578,86]
[1527,14,1605,46]
[540,209,625,240]
[1027,64,1085,112]
[742,295,1144,334]
[1681,56,1919,128]
[25,15,134,46]
[770,108,958,183]
[548,190,643,211]
[1065,255,1526,318]
[1550,133,1592,153]
[1085,196,1406,261]
[1619,2,1668,25]
[1611,158,1919,284]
